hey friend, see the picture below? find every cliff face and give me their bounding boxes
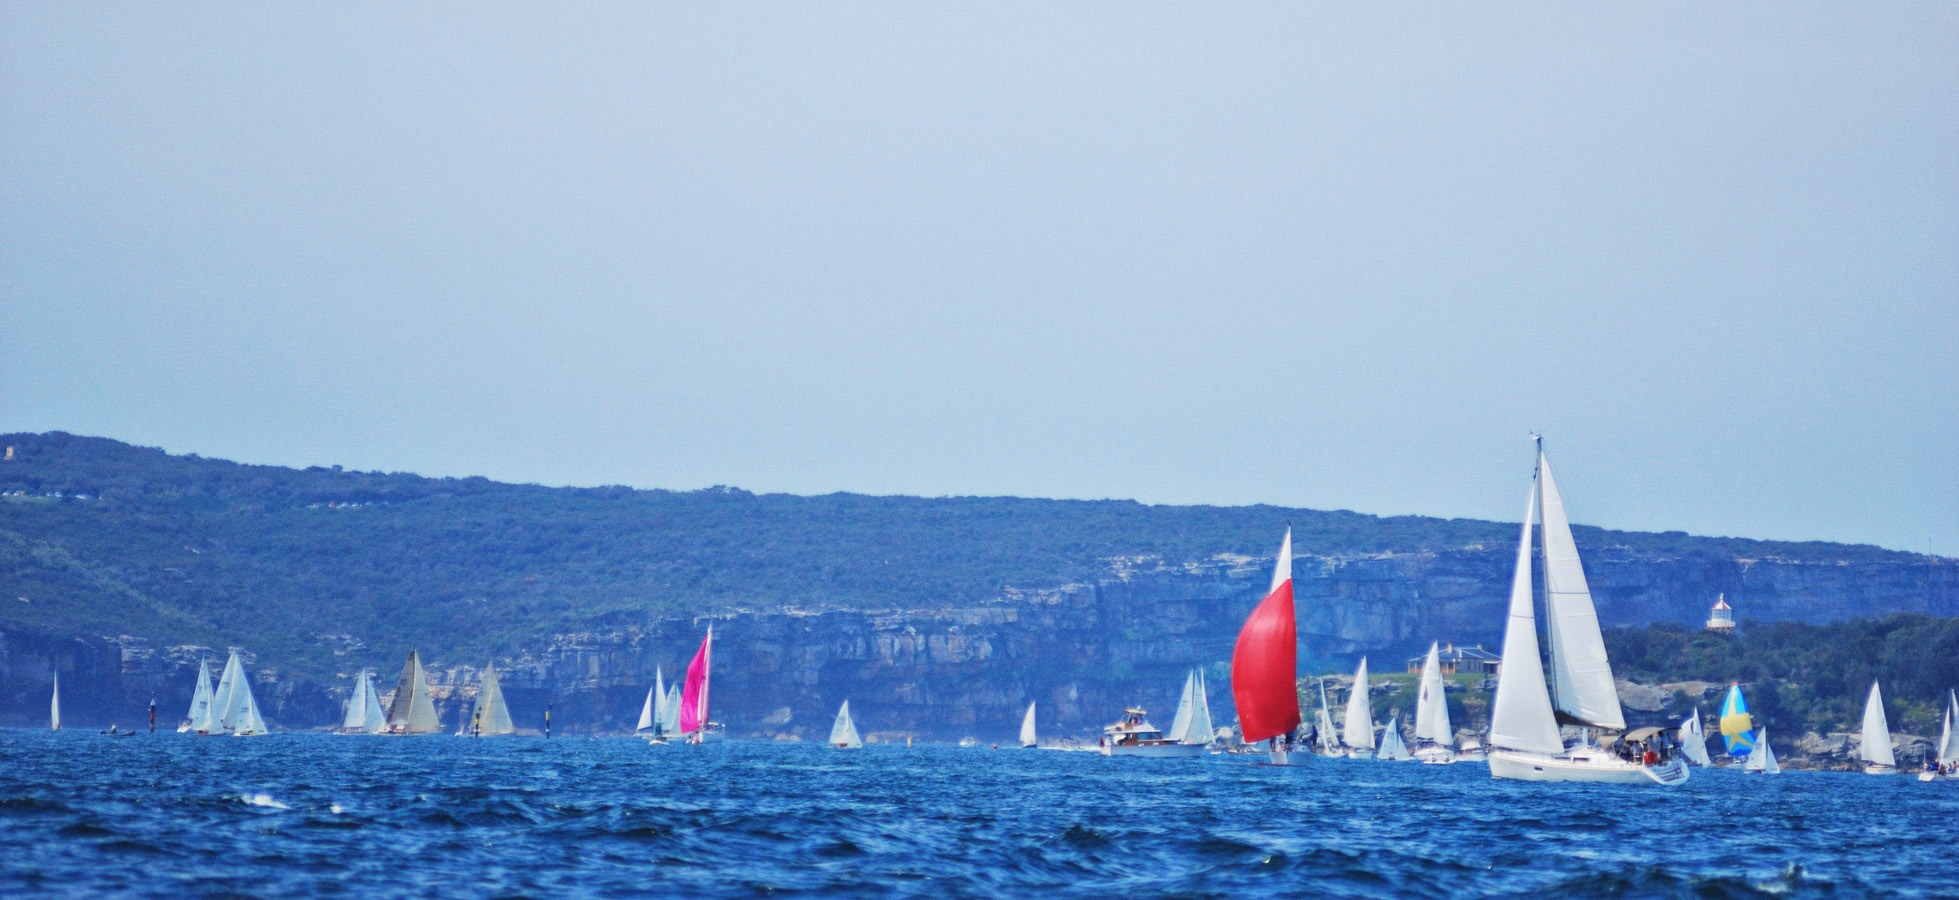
[11,549,1952,739]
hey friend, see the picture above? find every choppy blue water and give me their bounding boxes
[1,731,1954,898]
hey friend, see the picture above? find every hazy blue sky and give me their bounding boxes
[3,5,1953,553]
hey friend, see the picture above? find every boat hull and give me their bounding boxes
[1268,749,1314,766]
[1102,742,1204,758]
[1488,749,1689,785]
[1346,748,1375,760]
[1864,764,1897,776]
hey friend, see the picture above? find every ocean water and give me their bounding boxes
[1,731,1954,898]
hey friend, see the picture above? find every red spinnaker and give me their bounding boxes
[678,628,712,735]
[1232,556,1300,743]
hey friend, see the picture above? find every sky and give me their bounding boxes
[2,5,1954,554]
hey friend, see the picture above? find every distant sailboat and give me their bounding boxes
[181,660,215,733]
[660,683,683,737]
[1019,701,1038,749]
[1678,707,1712,766]
[637,666,664,740]
[1412,642,1455,763]
[1343,657,1375,759]
[1485,438,1687,785]
[1164,668,1217,747]
[678,626,715,743]
[1379,716,1412,761]
[1718,684,1757,760]
[341,668,387,734]
[1860,680,1896,775]
[50,671,61,732]
[830,699,864,749]
[386,649,441,734]
[1228,528,1307,765]
[1314,678,1340,756]
[209,650,270,736]
[471,663,515,736]
[1744,727,1781,775]
[1939,690,1959,775]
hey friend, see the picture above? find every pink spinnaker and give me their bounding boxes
[678,626,712,736]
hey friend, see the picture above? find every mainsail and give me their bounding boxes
[678,626,713,739]
[830,699,863,748]
[1718,684,1756,757]
[1413,642,1453,747]
[1940,690,1959,766]
[636,687,656,735]
[1744,727,1781,774]
[1020,701,1037,748]
[1861,680,1895,767]
[1536,450,1625,730]
[1679,709,1713,766]
[1488,476,1564,755]
[1315,678,1338,752]
[1167,669,1216,745]
[660,684,682,735]
[182,660,215,733]
[1168,670,1198,742]
[386,649,441,734]
[473,663,515,735]
[1229,528,1300,744]
[638,666,666,735]
[211,650,269,735]
[342,668,386,733]
[1378,716,1411,761]
[1343,657,1374,752]
[50,671,60,732]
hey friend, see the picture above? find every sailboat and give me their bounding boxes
[180,660,215,733]
[1485,438,1688,785]
[1718,684,1757,761]
[209,649,271,736]
[385,649,442,734]
[830,699,864,749]
[1744,727,1781,775]
[1860,680,1896,775]
[50,671,61,732]
[1935,690,1959,780]
[660,682,683,738]
[1019,701,1038,749]
[340,668,387,734]
[1314,677,1341,756]
[1412,642,1456,763]
[1164,668,1217,747]
[638,666,665,741]
[1343,658,1375,759]
[1228,528,1307,765]
[677,626,718,743]
[1678,707,1712,767]
[470,663,515,736]
[1378,716,1412,761]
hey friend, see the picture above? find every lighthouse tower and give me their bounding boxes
[1705,594,1736,633]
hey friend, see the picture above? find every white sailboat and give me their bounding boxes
[209,650,270,736]
[830,699,864,749]
[181,660,215,733]
[341,668,387,734]
[637,666,664,740]
[1486,439,1687,785]
[660,683,682,737]
[50,671,61,732]
[1679,707,1713,767]
[1860,680,1896,775]
[1744,726,1780,775]
[1164,668,1216,746]
[1342,658,1375,759]
[1019,701,1038,749]
[1412,642,1455,763]
[1314,677,1341,756]
[470,662,516,736]
[1378,715,1412,761]
[1936,690,1959,779]
[385,649,441,734]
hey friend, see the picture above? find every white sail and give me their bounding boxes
[830,699,864,748]
[1940,691,1959,765]
[1745,727,1780,774]
[360,670,386,732]
[1020,701,1037,748]
[342,669,375,732]
[1489,477,1565,755]
[636,688,656,734]
[1413,642,1452,745]
[209,651,241,733]
[660,684,682,734]
[386,650,441,734]
[1536,450,1625,731]
[1167,670,1198,743]
[471,663,515,735]
[1315,678,1339,752]
[1861,680,1895,767]
[1343,658,1374,751]
[1680,710,1712,766]
[50,671,60,731]
[1187,669,1215,745]
[182,660,214,733]
[212,650,269,736]
[1378,715,1411,761]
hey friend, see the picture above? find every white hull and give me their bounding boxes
[1268,749,1314,766]
[1488,749,1689,785]
[1346,748,1375,760]
[1102,742,1204,758]
[1414,745,1455,764]
[1864,764,1897,776]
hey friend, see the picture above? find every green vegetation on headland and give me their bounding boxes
[1604,614,1959,738]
